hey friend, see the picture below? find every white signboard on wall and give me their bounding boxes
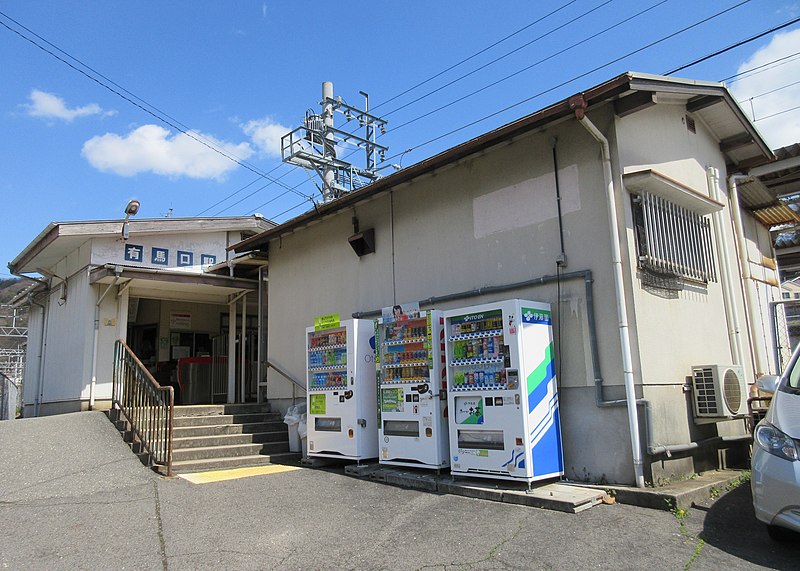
[170,312,192,330]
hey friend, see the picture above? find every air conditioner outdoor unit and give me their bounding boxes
[691,365,747,421]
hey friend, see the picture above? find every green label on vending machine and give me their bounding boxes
[314,313,340,331]
[309,394,327,415]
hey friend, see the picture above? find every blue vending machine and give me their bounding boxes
[443,299,563,483]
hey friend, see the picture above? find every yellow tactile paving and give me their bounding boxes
[178,464,301,484]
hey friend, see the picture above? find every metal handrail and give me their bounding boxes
[112,340,174,476]
[266,359,306,403]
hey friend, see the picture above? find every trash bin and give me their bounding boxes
[297,412,308,458]
[283,404,303,453]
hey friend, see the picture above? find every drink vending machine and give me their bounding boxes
[306,319,378,460]
[375,309,449,470]
[443,299,563,483]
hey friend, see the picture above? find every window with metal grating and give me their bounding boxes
[631,191,717,283]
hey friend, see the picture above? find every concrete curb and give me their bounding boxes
[571,469,751,511]
[339,462,606,513]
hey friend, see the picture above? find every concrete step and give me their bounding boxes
[170,452,301,474]
[172,421,287,438]
[172,431,289,449]
[173,403,272,418]
[172,412,282,427]
[172,441,290,462]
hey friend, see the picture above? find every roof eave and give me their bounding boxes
[233,72,638,252]
[8,223,60,276]
[232,72,775,252]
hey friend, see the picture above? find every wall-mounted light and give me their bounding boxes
[122,199,140,240]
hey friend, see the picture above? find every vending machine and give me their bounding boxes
[443,299,563,483]
[306,318,378,461]
[376,309,449,470]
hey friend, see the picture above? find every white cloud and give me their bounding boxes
[241,117,291,158]
[24,89,115,122]
[82,124,254,180]
[729,28,800,149]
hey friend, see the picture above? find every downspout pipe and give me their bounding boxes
[707,168,744,366]
[29,294,49,417]
[572,101,645,488]
[90,267,122,410]
[728,174,766,378]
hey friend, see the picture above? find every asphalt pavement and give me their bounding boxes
[0,411,798,571]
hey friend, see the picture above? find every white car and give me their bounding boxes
[752,353,800,542]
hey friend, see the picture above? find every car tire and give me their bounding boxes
[766,524,795,542]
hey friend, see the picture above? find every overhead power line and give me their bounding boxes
[373,0,581,111]
[664,15,800,75]
[749,79,800,101]
[754,104,800,122]
[381,0,618,118]
[202,1,609,216]
[722,50,800,83]
[384,0,672,135]
[199,1,618,216]
[378,0,754,165]
[197,0,748,217]
[0,11,315,203]
[269,2,763,221]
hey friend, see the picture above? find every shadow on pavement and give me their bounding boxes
[694,484,799,569]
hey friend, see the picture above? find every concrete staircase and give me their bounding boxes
[170,403,299,474]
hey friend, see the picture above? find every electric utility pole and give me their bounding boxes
[282,82,389,203]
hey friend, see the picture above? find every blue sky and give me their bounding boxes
[2,1,800,276]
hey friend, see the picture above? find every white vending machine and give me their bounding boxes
[376,309,449,470]
[306,318,378,461]
[443,299,563,483]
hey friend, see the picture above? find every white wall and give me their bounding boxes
[38,270,94,407]
[21,300,44,414]
[91,231,230,272]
